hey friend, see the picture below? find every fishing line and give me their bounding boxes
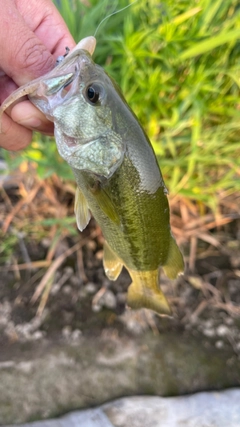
[94,0,139,38]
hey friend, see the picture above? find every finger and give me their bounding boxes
[0,73,18,104]
[11,100,54,135]
[16,0,76,58]
[0,1,74,87]
[0,11,54,85]
[0,113,33,151]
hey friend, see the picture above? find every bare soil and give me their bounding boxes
[0,169,240,353]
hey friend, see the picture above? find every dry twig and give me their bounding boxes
[31,228,100,307]
[2,182,42,234]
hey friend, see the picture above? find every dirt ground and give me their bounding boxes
[0,169,240,353]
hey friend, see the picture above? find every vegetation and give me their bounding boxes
[1,0,240,246]
[3,0,240,208]
[1,0,239,313]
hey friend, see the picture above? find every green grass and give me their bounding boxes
[3,0,240,212]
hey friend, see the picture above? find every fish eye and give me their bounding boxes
[86,84,100,104]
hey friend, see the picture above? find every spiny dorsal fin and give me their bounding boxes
[74,187,91,231]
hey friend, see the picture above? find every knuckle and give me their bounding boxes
[12,34,54,78]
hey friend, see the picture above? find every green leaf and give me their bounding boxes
[180,29,240,59]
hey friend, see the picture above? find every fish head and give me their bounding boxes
[29,49,125,179]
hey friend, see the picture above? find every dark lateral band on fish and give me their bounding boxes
[0,36,184,315]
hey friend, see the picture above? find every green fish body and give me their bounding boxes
[0,40,184,315]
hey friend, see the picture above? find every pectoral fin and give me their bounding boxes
[103,241,123,280]
[163,236,184,279]
[91,186,120,225]
[74,187,91,231]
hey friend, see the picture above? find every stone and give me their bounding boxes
[216,324,229,337]
[103,390,240,427]
[99,290,117,310]
[84,283,97,294]
[0,332,240,425]
[2,390,240,427]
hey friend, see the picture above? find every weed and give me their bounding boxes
[3,0,239,209]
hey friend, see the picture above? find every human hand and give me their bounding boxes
[0,0,75,151]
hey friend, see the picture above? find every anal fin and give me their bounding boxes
[74,186,91,231]
[103,241,123,280]
[163,236,184,279]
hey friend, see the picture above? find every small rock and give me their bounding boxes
[215,340,224,349]
[92,303,102,313]
[32,331,44,340]
[63,285,72,295]
[216,325,229,337]
[86,240,97,251]
[204,319,214,329]
[63,266,74,275]
[95,250,103,260]
[224,317,234,326]
[51,283,61,295]
[100,290,117,310]
[71,329,82,341]
[202,328,215,337]
[70,276,80,286]
[85,282,97,294]
[62,326,72,338]
[41,238,51,248]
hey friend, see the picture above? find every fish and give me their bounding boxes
[0,36,184,315]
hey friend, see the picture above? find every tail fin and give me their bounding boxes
[127,270,171,316]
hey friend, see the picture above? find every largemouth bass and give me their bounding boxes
[0,37,184,315]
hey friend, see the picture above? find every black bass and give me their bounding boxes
[0,37,184,315]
